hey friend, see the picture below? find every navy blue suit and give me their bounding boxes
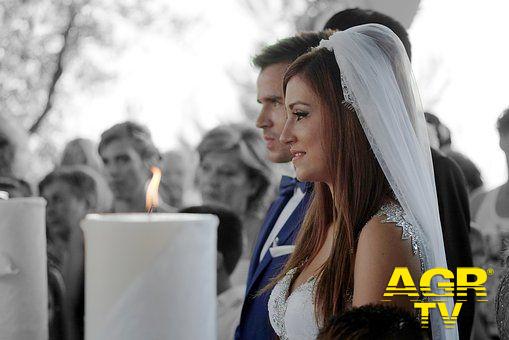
[235,177,311,340]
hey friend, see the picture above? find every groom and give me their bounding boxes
[234,32,330,340]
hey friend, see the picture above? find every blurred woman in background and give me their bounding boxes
[196,124,275,284]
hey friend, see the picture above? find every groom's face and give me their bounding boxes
[256,62,293,163]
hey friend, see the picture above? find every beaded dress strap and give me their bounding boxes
[375,202,425,273]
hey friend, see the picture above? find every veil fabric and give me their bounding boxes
[319,24,458,339]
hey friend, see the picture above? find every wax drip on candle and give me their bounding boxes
[146,166,161,213]
[0,191,9,200]
[0,252,19,277]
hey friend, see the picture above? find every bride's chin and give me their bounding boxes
[294,168,310,183]
[294,167,325,184]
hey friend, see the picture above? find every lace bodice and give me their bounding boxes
[267,202,423,340]
[268,267,318,340]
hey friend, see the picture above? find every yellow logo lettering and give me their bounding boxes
[456,267,488,298]
[420,268,454,297]
[383,267,419,297]
[437,302,462,328]
[383,267,490,329]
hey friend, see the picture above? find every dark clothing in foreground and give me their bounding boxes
[47,247,65,340]
[432,148,474,340]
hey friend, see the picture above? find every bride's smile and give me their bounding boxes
[280,75,328,184]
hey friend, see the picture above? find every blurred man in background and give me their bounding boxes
[39,166,106,340]
[98,121,173,212]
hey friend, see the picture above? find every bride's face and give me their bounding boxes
[280,76,329,183]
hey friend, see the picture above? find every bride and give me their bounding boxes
[267,24,457,340]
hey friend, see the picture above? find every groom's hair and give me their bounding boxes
[179,205,243,275]
[317,304,428,340]
[252,31,332,70]
[323,8,412,61]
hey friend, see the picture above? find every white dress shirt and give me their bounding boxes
[259,186,305,262]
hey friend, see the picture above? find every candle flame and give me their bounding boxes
[146,166,161,213]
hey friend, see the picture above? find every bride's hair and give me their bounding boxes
[270,47,393,319]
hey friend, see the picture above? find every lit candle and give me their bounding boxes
[82,168,218,340]
[0,197,47,340]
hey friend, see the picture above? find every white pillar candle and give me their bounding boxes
[81,213,218,340]
[0,197,47,340]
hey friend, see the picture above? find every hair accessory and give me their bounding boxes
[318,38,334,51]
[340,71,357,111]
[320,38,357,111]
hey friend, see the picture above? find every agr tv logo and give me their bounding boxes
[382,267,492,328]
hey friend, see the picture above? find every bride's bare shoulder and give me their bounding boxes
[358,208,411,256]
[352,202,422,308]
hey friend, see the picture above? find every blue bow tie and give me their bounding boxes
[279,175,309,196]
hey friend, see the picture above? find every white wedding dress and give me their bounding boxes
[268,267,318,340]
[268,202,423,340]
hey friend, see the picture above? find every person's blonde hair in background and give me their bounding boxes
[61,138,112,210]
[196,123,275,284]
[61,138,104,174]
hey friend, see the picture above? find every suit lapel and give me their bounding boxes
[246,190,312,295]
[246,194,293,286]
[275,191,311,246]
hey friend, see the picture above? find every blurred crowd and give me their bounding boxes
[1,9,509,340]
[1,108,508,339]
[0,120,279,339]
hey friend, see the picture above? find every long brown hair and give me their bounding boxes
[272,48,393,319]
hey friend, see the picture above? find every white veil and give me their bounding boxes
[318,24,458,339]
